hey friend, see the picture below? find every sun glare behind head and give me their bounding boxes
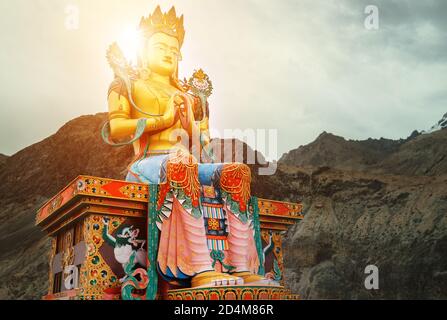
[117,27,141,66]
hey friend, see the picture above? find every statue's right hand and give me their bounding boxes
[173,95,185,113]
[163,95,180,127]
[162,107,175,128]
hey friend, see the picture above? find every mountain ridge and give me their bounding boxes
[0,112,446,299]
[279,114,447,177]
[425,112,447,134]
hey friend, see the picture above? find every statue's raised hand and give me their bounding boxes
[162,95,179,128]
[168,93,192,131]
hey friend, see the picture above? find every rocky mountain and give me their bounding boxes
[254,165,447,299]
[374,128,447,176]
[279,132,405,172]
[0,114,134,299]
[280,115,447,177]
[0,154,8,168]
[0,112,446,299]
[426,112,447,133]
[0,113,265,299]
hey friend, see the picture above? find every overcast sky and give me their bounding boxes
[0,0,445,160]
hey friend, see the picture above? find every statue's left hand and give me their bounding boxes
[173,95,185,112]
[172,93,192,131]
[162,96,180,128]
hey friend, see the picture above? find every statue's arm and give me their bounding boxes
[108,92,140,139]
[107,79,176,139]
[199,116,211,142]
[200,120,213,160]
[197,99,211,141]
[194,100,214,158]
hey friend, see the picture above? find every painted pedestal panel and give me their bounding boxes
[37,176,303,300]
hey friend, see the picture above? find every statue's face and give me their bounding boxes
[145,32,180,77]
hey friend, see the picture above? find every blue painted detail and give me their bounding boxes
[198,163,223,186]
[126,155,169,184]
[157,264,191,287]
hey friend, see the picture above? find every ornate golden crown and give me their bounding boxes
[139,6,185,48]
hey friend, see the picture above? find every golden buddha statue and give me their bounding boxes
[104,6,272,297]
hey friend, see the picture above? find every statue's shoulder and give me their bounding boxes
[108,77,126,98]
[108,74,138,100]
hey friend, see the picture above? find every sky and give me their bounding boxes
[0,0,446,160]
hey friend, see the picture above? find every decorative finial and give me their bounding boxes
[188,69,213,98]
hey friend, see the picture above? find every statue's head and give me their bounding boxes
[137,6,185,78]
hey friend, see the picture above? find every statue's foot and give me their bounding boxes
[230,272,278,286]
[191,271,244,288]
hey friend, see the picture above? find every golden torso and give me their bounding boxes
[131,78,189,154]
[107,31,210,157]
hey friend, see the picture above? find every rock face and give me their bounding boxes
[426,112,447,133]
[280,125,447,177]
[0,154,7,167]
[270,114,447,299]
[253,166,447,299]
[0,113,266,299]
[280,132,405,172]
[375,129,447,176]
[0,112,446,299]
[0,113,134,299]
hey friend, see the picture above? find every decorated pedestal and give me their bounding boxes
[36,175,303,300]
[167,286,300,301]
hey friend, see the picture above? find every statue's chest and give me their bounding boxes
[132,80,179,113]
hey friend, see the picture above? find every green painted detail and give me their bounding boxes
[169,183,202,219]
[251,196,265,276]
[146,184,160,300]
[222,191,249,223]
[191,206,202,219]
[210,250,235,272]
[91,256,100,265]
[175,187,186,201]
[166,190,174,199]
[182,195,193,209]
[273,259,282,281]
[102,223,115,247]
[121,252,145,301]
[200,130,215,163]
[101,118,148,147]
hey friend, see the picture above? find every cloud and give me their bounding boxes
[0,0,445,159]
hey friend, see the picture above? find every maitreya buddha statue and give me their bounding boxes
[103,6,273,297]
